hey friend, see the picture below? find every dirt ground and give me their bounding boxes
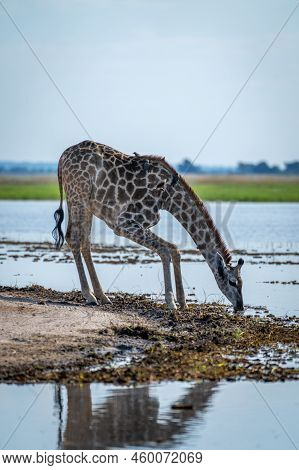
[0,286,160,382]
[0,285,299,384]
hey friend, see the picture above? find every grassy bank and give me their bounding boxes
[0,183,60,200]
[0,181,299,202]
[192,182,299,202]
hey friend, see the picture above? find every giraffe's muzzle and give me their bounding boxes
[234,300,244,312]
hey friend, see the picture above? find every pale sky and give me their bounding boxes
[0,0,298,166]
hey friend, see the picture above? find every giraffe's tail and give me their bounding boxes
[52,157,65,249]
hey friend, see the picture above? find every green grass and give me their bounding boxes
[192,182,299,202]
[0,184,60,200]
[0,181,298,202]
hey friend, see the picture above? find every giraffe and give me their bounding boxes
[53,140,244,311]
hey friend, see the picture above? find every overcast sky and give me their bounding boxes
[0,0,298,166]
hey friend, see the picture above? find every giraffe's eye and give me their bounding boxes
[229,280,237,288]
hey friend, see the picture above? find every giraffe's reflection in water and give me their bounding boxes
[60,382,217,449]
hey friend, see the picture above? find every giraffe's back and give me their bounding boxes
[60,140,175,228]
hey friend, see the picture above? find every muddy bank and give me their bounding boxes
[1,241,299,265]
[0,285,298,384]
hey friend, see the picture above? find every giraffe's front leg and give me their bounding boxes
[114,221,177,310]
[160,250,177,310]
[171,250,187,309]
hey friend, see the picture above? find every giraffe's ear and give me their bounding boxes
[233,257,244,275]
[216,252,226,279]
[236,258,244,272]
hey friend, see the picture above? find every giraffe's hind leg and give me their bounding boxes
[80,212,111,304]
[65,203,98,305]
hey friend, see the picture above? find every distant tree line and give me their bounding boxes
[0,161,56,174]
[237,161,299,174]
[1,159,299,175]
[177,159,299,175]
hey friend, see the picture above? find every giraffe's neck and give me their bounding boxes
[164,179,231,270]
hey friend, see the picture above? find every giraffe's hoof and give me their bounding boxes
[166,302,177,311]
[86,300,98,306]
[84,292,98,305]
[178,303,187,310]
[98,295,112,305]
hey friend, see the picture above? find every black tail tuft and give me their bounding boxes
[52,207,65,249]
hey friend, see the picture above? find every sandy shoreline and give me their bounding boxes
[0,286,159,382]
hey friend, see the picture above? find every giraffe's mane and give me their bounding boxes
[143,154,232,266]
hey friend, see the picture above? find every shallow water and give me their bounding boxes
[1,201,299,251]
[1,248,299,316]
[1,201,299,316]
[0,381,298,450]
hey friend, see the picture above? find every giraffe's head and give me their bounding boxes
[214,253,244,312]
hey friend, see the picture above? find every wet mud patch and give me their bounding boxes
[0,286,298,384]
[261,280,299,285]
[2,241,299,266]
